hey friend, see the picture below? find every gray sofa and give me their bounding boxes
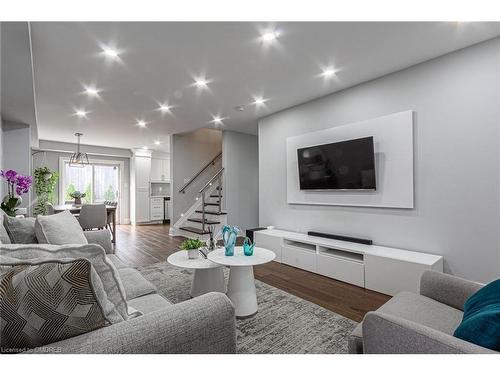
[1,228,237,354]
[349,270,497,354]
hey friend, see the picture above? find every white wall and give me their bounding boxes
[171,128,222,224]
[2,121,31,208]
[222,130,259,232]
[259,38,500,283]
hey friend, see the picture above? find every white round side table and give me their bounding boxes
[167,250,226,297]
[207,246,275,318]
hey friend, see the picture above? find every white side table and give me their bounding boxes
[167,250,225,297]
[207,247,275,317]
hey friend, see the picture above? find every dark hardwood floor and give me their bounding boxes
[114,224,391,322]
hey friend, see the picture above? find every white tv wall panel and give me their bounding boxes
[286,110,414,208]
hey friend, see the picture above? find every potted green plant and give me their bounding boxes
[69,190,86,205]
[180,238,206,259]
[33,167,58,216]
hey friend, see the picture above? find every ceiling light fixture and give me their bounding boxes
[321,67,336,78]
[137,120,147,128]
[103,47,119,59]
[154,140,161,146]
[194,78,209,88]
[253,97,267,106]
[210,115,226,125]
[69,133,89,168]
[74,109,88,118]
[84,86,100,97]
[158,104,172,113]
[142,146,148,150]
[261,30,280,42]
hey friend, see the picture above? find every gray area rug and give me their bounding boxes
[136,262,357,354]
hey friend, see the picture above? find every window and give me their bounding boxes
[60,160,120,205]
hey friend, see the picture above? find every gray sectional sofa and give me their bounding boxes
[349,270,496,354]
[1,227,237,354]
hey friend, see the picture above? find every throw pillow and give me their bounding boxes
[0,259,108,351]
[454,279,500,351]
[0,244,129,322]
[3,215,37,244]
[35,210,88,245]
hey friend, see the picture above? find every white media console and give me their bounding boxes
[254,229,443,296]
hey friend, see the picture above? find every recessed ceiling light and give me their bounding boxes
[194,78,209,88]
[137,120,147,128]
[210,115,226,125]
[74,109,88,118]
[103,48,119,59]
[253,97,268,106]
[84,86,100,97]
[158,104,172,113]
[261,30,280,42]
[154,140,161,146]
[321,67,336,78]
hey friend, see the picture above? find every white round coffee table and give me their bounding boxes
[207,246,275,318]
[167,250,225,297]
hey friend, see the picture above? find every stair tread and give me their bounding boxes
[210,194,223,198]
[188,218,221,224]
[195,210,227,215]
[179,226,211,235]
[204,202,220,206]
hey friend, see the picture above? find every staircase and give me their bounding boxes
[171,153,227,239]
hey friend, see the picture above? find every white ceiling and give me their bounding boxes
[31,22,500,152]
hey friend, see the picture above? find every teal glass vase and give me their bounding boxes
[243,237,254,256]
[222,225,238,256]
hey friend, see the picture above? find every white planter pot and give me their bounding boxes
[187,249,199,259]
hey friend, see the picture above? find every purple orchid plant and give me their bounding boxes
[1,169,33,216]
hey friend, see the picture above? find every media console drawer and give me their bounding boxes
[316,253,365,287]
[281,244,316,273]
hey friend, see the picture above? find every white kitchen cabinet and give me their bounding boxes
[151,157,170,181]
[131,150,152,224]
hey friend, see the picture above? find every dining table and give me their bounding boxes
[52,204,117,244]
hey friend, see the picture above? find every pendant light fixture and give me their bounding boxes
[69,132,89,167]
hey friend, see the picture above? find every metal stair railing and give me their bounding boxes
[199,167,224,233]
[178,152,222,194]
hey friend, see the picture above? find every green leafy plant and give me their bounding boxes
[33,167,58,216]
[180,238,205,250]
[69,190,86,199]
[104,184,116,201]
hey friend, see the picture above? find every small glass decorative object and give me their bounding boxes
[222,225,239,256]
[243,237,255,256]
[206,225,217,251]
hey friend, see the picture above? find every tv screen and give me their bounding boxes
[297,136,376,190]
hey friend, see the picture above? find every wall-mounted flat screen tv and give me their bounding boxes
[297,136,376,190]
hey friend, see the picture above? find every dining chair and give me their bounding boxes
[45,203,55,215]
[78,204,107,230]
[104,201,118,230]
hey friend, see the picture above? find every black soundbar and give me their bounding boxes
[307,231,373,245]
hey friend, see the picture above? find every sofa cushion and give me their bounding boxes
[348,322,364,354]
[377,291,463,335]
[3,215,37,244]
[127,294,172,315]
[0,244,129,322]
[454,279,500,351]
[35,210,88,245]
[0,259,108,351]
[118,268,157,300]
